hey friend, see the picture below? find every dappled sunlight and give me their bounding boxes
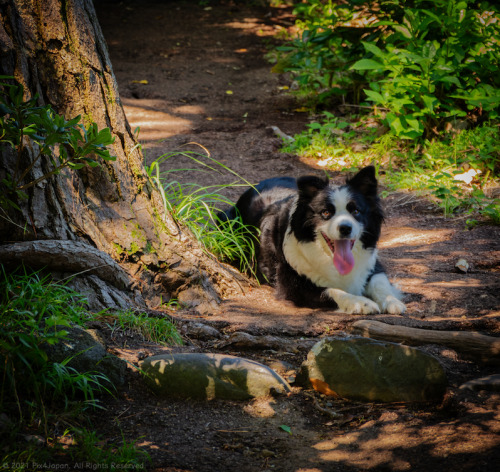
[243,396,277,418]
[121,98,195,141]
[172,104,206,115]
[429,279,484,288]
[311,415,500,470]
[380,228,453,248]
[217,17,278,38]
[208,56,245,65]
[137,440,160,449]
[313,429,412,470]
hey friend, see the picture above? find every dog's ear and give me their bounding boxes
[297,175,329,200]
[347,166,377,197]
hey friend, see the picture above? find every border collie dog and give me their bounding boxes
[222,166,405,314]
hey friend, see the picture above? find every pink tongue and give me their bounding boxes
[333,240,355,275]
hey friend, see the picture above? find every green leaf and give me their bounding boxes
[437,76,462,87]
[362,42,384,58]
[67,162,86,170]
[279,425,292,435]
[364,89,385,104]
[386,114,405,134]
[350,59,383,71]
[393,24,412,39]
[421,42,437,60]
[422,95,437,112]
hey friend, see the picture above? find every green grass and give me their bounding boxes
[102,309,183,346]
[0,266,153,468]
[280,112,500,224]
[147,146,260,275]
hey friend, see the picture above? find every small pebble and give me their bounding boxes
[455,258,469,273]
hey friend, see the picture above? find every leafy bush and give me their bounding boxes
[275,0,500,139]
[0,77,115,215]
[274,0,391,104]
[273,0,499,223]
[352,0,500,139]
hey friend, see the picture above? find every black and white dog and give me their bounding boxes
[222,166,405,315]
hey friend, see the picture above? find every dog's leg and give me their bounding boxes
[365,273,406,314]
[324,288,380,315]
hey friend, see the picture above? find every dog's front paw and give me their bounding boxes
[339,294,381,315]
[381,296,406,315]
[325,289,381,315]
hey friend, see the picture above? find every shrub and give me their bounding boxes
[275,0,500,139]
[0,77,115,223]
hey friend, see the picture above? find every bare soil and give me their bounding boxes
[93,1,499,471]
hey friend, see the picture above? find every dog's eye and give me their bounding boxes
[320,209,333,220]
[347,202,360,216]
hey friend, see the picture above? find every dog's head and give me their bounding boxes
[290,166,383,275]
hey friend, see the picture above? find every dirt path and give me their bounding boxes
[94,1,499,471]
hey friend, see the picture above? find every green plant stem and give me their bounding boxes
[15,147,43,187]
[17,159,70,190]
[13,116,24,181]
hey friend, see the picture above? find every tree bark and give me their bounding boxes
[0,0,245,311]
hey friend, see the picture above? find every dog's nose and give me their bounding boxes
[338,223,352,237]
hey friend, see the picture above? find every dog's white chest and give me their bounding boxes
[283,232,377,295]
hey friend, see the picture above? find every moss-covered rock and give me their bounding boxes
[140,353,291,400]
[43,325,126,388]
[297,337,447,403]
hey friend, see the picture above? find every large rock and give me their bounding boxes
[297,337,447,403]
[43,325,127,388]
[139,353,291,400]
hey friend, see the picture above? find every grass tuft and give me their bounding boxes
[102,309,183,346]
[147,145,260,275]
[0,266,150,467]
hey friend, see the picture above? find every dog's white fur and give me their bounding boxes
[283,188,405,315]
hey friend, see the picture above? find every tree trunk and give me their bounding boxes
[0,0,245,311]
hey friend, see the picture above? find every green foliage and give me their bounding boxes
[102,309,183,346]
[281,111,373,170]
[0,266,109,419]
[0,77,116,213]
[147,148,260,275]
[0,266,149,468]
[351,1,500,139]
[273,0,500,223]
[274,0,386,104]
[275,0,500,139]
[280,115,499,222]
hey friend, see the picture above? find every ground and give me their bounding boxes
[92,1,499,471]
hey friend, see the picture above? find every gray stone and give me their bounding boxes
[180,321,222,340]
[139,353,291,400]
[43,325,127,388]
[297,337,447,403]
